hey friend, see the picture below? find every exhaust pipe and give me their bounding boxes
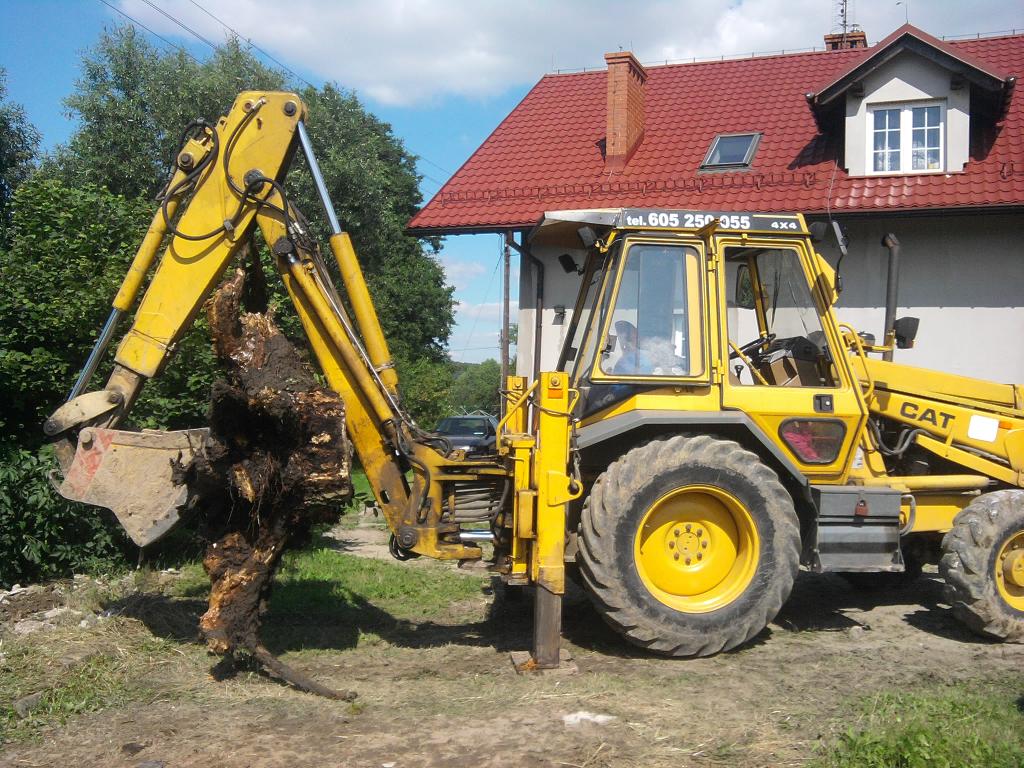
[881,233,900,362]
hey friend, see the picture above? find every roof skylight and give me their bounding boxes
[701,133,761,170]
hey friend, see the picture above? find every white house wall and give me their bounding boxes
[817,212,1024,382]
[517,212,1024,384]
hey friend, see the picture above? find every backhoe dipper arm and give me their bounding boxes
[46,91,420,547]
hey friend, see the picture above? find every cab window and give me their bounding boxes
[725,246,837,387]
[599,243,703,377]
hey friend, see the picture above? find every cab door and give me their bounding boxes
[717,236,865,481]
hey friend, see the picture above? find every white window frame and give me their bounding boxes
[865,100,946,175]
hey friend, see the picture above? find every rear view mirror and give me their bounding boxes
[577,226,598,249]
[559,253,583,275]
[809,221,828,242]
[893,316,920,349]
[735,264,756,310]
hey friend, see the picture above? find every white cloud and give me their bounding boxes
[116,1,1023,106]
[453,300,519,326]
[440,257,486,292]
[447,299,519,361]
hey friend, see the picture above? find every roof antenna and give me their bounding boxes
[896,1,910,24]
[832,0,863,45]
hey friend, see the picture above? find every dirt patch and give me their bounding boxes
[3,562,1023,767]
[0,586,60,625]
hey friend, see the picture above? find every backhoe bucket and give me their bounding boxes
[55,427,208,547]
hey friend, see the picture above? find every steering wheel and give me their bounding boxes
[730,333,776,360]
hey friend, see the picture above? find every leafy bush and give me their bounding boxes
[0,445,128,588]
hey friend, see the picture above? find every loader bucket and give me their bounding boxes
[54,427,208,547]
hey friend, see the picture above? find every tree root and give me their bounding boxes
[179,265,354,700]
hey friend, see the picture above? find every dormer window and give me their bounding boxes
[701,132,761,170]
[868,101,945,174]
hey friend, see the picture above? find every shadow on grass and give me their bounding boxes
[105,575,536,656]
[107,563,994,665]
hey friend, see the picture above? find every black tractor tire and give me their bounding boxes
[940,490,1024,642]
[576,434,800,657]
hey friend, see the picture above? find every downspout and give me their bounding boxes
[881,233,900,362]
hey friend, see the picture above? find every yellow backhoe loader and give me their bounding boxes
[46,92,1024,667]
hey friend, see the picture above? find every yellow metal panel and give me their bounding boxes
[871,387,1024,473]
[915,433,1020,486]
[115,92,305,378]
[906,493,976,533]
[579,388,720,427]
[863,358,1024,415]
[530,372,582,593]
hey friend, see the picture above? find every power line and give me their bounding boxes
[419,171,447,188]
[138,0,220,51]
[96,0,202,64]
[186,0,317,90]
[102,0,454,198]
[457,237,503,360]
[418,155,452,176]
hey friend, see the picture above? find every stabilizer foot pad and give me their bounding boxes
[509,648,578,675]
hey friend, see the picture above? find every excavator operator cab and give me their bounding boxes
[724,246,838,388]
[544,208,844,419]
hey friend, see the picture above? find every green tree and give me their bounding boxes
[295,85,454,362]
[450,359,502,415]
[51,29,286,199]
[0,69,40,242]
[43,27,454,419]
[0,177,214,440]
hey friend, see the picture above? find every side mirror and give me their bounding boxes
[735,264,756,310]
[577,226,597,249]
[809,221,828,242]
[893,316,920,349]
[558,253,583,275]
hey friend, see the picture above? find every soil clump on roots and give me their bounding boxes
[178,265,353,699]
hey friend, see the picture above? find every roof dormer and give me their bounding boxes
[806,25,1015,177]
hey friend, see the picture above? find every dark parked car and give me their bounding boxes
[435,415,499,456]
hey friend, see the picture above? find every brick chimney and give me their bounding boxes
[604,51,647,171]
[823,29,868,50]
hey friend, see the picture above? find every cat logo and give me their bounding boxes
[900,401,954,430]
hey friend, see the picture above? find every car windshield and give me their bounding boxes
[436,418,489,436]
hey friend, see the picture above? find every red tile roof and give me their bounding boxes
[814,24,1010,104]
[407,29,1023,235]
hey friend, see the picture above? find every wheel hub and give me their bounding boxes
[635,485,759,613]
[1002,546,1024,589]
[996,531,1024,610]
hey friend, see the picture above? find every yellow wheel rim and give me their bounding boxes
[633,485,760,614]
[996,530,1024,611]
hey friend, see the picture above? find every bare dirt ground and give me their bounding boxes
[3,519,1023,768]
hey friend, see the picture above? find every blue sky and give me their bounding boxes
[3,0,1022,361]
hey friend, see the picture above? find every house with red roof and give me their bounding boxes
[408,24,1023,381]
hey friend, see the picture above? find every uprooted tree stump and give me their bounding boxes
[178,265,354,699]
